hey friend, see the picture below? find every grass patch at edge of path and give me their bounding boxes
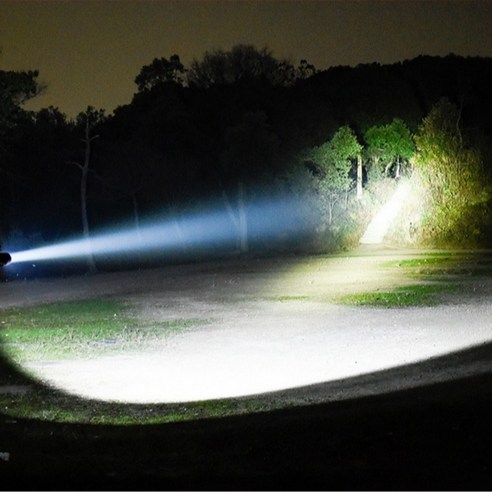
[0,388,284,426]
[0,298,209,363]
[337,283,459,308]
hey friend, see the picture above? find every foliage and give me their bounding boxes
[0,68,44,240]
[0,299,208,362]
[0,69,42,133]
[188,44,294,88]
[338,284,456,308]
[414,99,492,245]
[307,126,362,225]
[135,55,186,91]
[75,105,106,129]
[220,111,280,182]
[364,118,415,178]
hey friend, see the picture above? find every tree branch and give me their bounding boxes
[66,160,84,172]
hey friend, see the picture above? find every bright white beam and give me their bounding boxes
[360,180,410,244]
[8,196,310,265]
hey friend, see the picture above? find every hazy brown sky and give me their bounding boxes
[1,0,491,117]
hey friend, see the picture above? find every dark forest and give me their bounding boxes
[2,48,492,269]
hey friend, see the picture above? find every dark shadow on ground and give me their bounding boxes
[1,341,491,490]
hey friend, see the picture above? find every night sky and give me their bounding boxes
[1,0,491,117]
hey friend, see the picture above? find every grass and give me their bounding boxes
[383,252,492,277]
[0,387,281,425]
[338,284,458,308]
[0,297,270,425]
[0,298,235,424]
[0,298,208,363]
[273,295,311,302]
[0,297,274,425]
[383,257,463,268]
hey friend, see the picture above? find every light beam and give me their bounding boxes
[7,196,311,266]
[360,180,410,244]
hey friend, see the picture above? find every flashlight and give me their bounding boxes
[0,251,12,267]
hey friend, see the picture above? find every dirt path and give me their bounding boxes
[2,249,492,405]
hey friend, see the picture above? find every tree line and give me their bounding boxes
[1,46,492,264]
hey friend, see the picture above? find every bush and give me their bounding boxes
[413,99,492,246]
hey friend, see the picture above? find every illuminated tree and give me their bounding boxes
[135,55,186,91]
[414,99,490,244]
[364,118,415,179]
[308,126,362,225]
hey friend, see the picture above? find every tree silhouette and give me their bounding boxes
[0,67,43,241]
[188,44,294,88]
[219,111,280,252]
[135,55,186,91]
[68,107,106,272]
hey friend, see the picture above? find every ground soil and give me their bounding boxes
[1,249,491,490]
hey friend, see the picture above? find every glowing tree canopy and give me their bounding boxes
[308,126,362,225]
[414,99,491,245]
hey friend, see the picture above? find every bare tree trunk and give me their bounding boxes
[328,199,334,225]
[357,154,363,200]
[237,180,248,254]
[221,188,239,229]
[130,193,143,243]
[395,157,401,179]
[219,181,248,254]
[384,161,392,177]
[456,95,464,145]
[220,187,240,253]
[81,117,97,273]
[169,203,187,253]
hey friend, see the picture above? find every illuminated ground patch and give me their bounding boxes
[7,299,492,404]
[360,180,410,244]
[1,252,491,406]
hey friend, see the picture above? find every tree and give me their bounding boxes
[0,67,43,240]
[0,69,42,133]
[98,138,160,237]
[308,126,362,225]
[413,99,490,244]
[219,111,280,252]
[10,106,76,239]
[135,55,186,91]
[68,106,106,272]
[0,68,43,167]
[187,44,294,88]
[295,59,317,80]
[364,118,415,179]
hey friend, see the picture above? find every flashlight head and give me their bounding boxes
[0,252,12,267]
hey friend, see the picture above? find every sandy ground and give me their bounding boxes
[1,249,491,405]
